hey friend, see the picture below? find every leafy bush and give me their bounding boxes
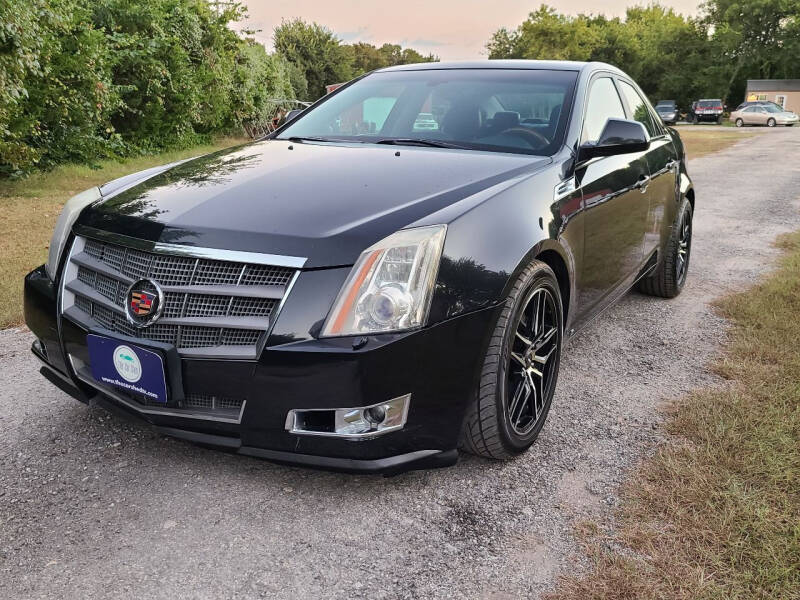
[0,0,297,177]
[273,19,438,100]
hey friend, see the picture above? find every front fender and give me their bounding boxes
[426,163,579,327]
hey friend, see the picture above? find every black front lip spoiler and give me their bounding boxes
[156,424,459,475]
[37,358,459,476]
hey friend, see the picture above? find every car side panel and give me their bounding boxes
[573,152,649,318]
[641,136,679,259]
[425,159,583,332]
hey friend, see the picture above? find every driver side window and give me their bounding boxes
[618,80,658,137]
[582,77,626,144]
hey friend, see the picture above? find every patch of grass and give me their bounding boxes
[546,231,800,600]
[675,127,758,159]
[0,137,247,329]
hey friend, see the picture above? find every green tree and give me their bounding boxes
[488,6,603,61]
[351,41,385,73]
[703,0,800,101]
[487,4,714,108]
[273,19,353,99]
[349,41,437,76]
[0,0,296,176]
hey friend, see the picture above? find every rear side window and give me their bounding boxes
[582,77,626,143]
[618,81,658,137]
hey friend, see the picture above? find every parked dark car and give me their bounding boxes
[655,100,679,124]
[26,61,695,473]
[688,99,724,123]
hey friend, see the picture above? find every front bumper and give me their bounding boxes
[694,113,723,121]
[25,265,497,473]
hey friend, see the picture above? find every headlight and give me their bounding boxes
[45,186,102,280]
[321,225,447,337]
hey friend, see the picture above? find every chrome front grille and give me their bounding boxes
[61,235,300,359]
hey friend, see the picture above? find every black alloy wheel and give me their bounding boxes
[675,203,692,287]
[462,261,563,459]
[506,287,560,437]
[638,197,693,298]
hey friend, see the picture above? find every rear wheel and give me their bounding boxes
[638,198,692,298]
[768,118,776,127]
[461,261,563,459]
[735,118,744,127]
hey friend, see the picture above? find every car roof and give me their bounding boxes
[376,59,622,75]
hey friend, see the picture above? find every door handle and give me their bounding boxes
[635,174,650,193]
[665,159,679,172]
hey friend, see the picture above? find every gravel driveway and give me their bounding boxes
[2,128,799,600]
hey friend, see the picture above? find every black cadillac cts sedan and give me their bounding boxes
[25,61,694,473]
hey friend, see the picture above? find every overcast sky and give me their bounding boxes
[237,0,701,61]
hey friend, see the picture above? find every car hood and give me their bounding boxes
[79,139,549,268]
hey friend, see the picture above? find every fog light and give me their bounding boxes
[364,405,386,424]
[285,394,411,439]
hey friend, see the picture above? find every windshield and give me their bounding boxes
[656,102,675,109]
[698,100,721,108]
[277,69,579,156]
[763,104,785,113]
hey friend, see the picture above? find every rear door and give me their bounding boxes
[575,75,650,317]
[752,106,768,125]
[617,79,679,263]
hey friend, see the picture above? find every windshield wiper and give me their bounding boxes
[284,136,342,143]
[374,138,469,149]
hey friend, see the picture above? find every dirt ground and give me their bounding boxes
[1,128,799,599]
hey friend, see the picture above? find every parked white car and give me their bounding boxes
[731,104,799,127]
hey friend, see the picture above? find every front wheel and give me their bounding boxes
[767,118,776,127]
[461,261,563,459]
[735,118,744,127]
[638,198,693,298]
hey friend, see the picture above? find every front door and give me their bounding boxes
[574,76,650,317]
[747,106,768,125]
[616,79,679,260]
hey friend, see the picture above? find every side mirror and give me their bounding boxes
[284,108,304,123]
[579,118,650,161]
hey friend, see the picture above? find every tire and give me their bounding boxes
[767,118,776,127]
[638,198,693,298]
[461,260,563,460]
[735,118,744,127]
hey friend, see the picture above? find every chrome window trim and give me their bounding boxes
[74,224,307,269]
